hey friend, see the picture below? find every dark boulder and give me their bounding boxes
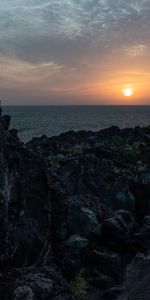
[103,210,135,242]
[67,202,102,238]
[63,234,89,249]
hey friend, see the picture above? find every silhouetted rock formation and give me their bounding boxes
[0,115,150,299]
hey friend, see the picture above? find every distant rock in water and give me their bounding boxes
[0,115,11,131]
[0,114,150,299]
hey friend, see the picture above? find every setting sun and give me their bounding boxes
[123,87,133,97]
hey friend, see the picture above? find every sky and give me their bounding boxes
[0,0,150,105]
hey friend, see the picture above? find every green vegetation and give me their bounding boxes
[70,268,86,296]
[111,135,138,164]
[122,146,138,164]
[111,135,124,147]
[94,142,102,149]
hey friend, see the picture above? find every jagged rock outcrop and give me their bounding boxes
[0,115,150,299]
[0,115,52,268]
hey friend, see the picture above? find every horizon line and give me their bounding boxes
[2,104,150,106]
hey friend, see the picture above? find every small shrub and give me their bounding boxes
[111,135,124,147]
[70,268,86,296]
[122,146,138,164]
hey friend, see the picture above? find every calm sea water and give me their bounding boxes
[3,105,150,142]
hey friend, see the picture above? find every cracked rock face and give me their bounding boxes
[0,125,52,267]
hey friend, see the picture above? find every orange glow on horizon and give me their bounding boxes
[1,55,150,104]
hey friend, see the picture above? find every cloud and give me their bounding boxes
[0,0,150,103]
[0,55,63,78]
[1,0,150,65]
[124,44,148,57]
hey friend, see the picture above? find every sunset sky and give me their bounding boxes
[1,0,150,104]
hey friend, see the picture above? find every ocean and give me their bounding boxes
[3,105,150,142]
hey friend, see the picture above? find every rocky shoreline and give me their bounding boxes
[0,114,150,299]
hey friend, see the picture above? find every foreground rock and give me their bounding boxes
[67,202,102,238]
[0,266,75,300]
[0,115,150,299]
[0,118,52,269]
[103,210,135,243]
[118,254,150,300]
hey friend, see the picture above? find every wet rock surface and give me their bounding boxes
[0,115,150,299]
